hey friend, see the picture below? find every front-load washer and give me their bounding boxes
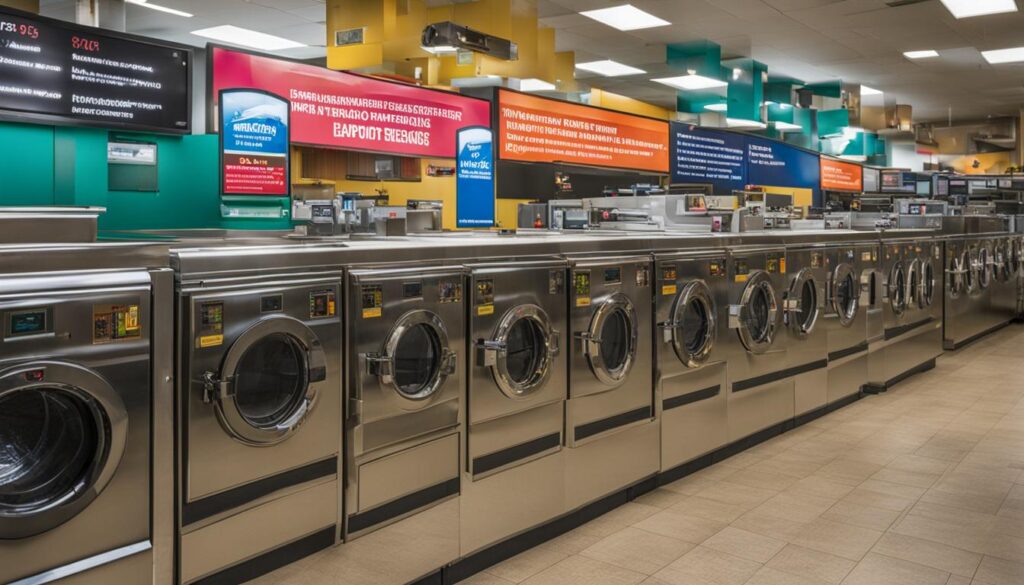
[990,235,1018,324]
[340,264,464,583]
[461,258,568,557]
[782,244,829,419]
[173,245,343,584]
[866,236,941,392]
[824,242,876,406]
[723,245,792,443]
[563,254,656,511]
[654,249,730,480]
[0,243,170,585]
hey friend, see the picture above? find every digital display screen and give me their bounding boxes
[311,205,334,218]
[9,309,47,336]
[603,267,621,283]
[0,7,190,133]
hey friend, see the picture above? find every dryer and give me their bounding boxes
[722,245,792,443]
[173,245,343,585]
[654,249,730,479]
[461,258,568,556]
[782,243,829,419]
[866,236,941,392]
[824,242,876,405]
[0,243,170,585]
[341,264,464,582]
[564,254,656,511]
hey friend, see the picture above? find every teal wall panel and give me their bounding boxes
[0,123,55,206]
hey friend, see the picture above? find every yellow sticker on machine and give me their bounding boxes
[779,258,787,273]
[477,304,494,316]
[362,307,382,319]
[735,274,749,283]
[575,296,591,307]
[199,334,223,348]
[661,284,677,296]
[862,251,872,262]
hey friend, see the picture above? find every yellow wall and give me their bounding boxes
[496,198,533,229]
[944,152,1013,175]
[589,88,672,120]
[0,0,38,10]
[755,186,814,213]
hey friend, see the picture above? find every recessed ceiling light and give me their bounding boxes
[420,45,458,55]
[726,118,767,129]
[653,74,728,91]
[191,25,305,51]
[580,4,670,31]
[704,103,728,112]
[125,0,192,17]
[774,121,803,132]
[860,86,882,95]
[982,46,1024,64]
[940,0,1017,19]
[516,78,556,92]
[575,60,646,77]
[904,50,940,59]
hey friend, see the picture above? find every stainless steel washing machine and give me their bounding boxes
[866,235,942,391]
[341,264,464,582]
[0,243,172,585]
[824,242,876,405]
[944,235,998,349]
[723,244,792,442]
[783,243,829,419]
[564,254,656,511]
[654,249,729,478]
[990,235,1018,324]
[173,245,343,584]
[461,258,568,556]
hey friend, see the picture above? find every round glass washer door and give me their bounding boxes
[373,310,455,403]
[947,253,964,299]
[212,316,326,446]
[889,261,907,316]
[486,304,558,399]
[0,362,127,539]
[831,263,859,327]
[906,259,921,310]
[785,268,820,336]
[919,258,936,308]
[978,247,992,290]
[963,251,977,294]
[670,280,717,368]
[582,294,637,386]
[1009,240,1021,278]
[733,271,779,354]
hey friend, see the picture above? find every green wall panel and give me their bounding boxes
[0,123,55,206]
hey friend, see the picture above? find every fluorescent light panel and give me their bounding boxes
[579,4,670,31]
[726,118,766,129]
[575,60,645,77]
[704,103,728,112]
[518,78,556,92]
[420,45,458,54]
[125,0,192,17]
[940,0,1017,19]
[860,85,882,95]
[904,50,939,59]
[982,46,1024,63]
[774,121,803,131]
[191,25,305,50]
[652,74,728,91]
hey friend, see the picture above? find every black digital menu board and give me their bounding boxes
[0,7,190,133]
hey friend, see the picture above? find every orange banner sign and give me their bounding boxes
[820,158,863,192]
[497,89,670,173]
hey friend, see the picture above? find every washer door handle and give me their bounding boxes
[441,349,458,375]
[475,339,505,367]
[200,370,234,403]
[364,353,393,376]
[727,304,745,329]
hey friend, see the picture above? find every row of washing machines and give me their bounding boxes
[1,229,1020,585]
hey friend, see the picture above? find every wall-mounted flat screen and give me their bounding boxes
[863,167,880,193]
[0,6,190,133]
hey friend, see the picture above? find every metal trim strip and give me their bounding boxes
[10,541,151,585]
[573,406,652,441]
[732,359,828,393]
[827,341,869,362]
[472,432,561,476]
[346,477,459,534]
[190,527,334,585]
[662,385,721,411]
[883,317,934,341]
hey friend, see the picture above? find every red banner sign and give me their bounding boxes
[497,89,669,173]
[820,158,863,192]
[210,47,491,158]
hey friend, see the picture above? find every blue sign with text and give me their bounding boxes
[670,123,747,193]
[220,89,290,196]
[456,126,495,228]
[746,136,821,203]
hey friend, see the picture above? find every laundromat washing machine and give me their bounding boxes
[990,235,1018,325]
[563,254,656,512]
[340,264,464,583]
[723,244,792,443]
[782,242,829,420]
[653,248,730,480]
[942,235,988,350]
[173,245,343,585]
[824,241,876,406]
[459,258,568,562]
[0,243,172,585]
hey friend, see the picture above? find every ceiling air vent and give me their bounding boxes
[335,27,365,47]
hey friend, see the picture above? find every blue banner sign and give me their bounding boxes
[670,123,747,193]
[746,136,820,201]
[220,89,290,196]
[456,126,495,228]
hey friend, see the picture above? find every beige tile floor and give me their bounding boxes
[273,324,1024,585]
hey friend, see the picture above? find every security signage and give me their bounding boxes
[497,89,669,173]
[0,6,190,133]
[456,126,495,228]
[670,123,746,192]
[220,89,289,196]
[820,157,863,192]
[211,46,490,158]
[746,136,821,201]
